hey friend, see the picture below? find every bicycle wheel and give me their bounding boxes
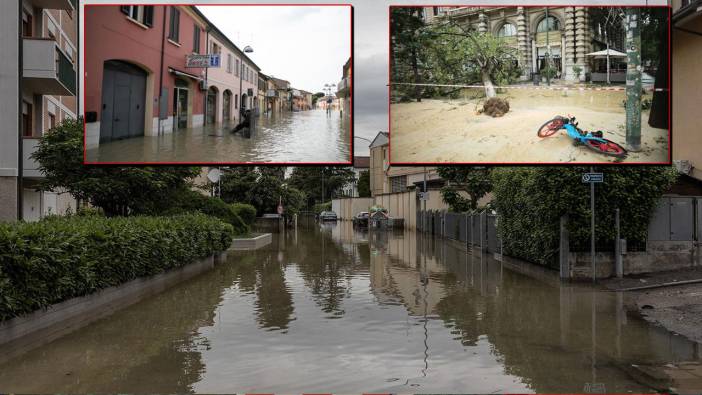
[537,118,564,137]
[584,138,627,158]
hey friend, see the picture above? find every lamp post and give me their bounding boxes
[239,45,253,122]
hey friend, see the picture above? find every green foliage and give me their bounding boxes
[289,167,355,208]
[572,65,583,80]
[143,188,248,235]
[215,167,306,216]
[32,118,200,216]
[437,167,492,212]
[390,7,429,102]
[231,203,256,226]
[491,167,678,267]
[0,213,234,321]
[313,202,332,214]
[357,170,371,198]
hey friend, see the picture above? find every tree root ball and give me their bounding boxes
[482,98,510,117]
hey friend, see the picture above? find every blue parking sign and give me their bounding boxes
[209,54,220,67]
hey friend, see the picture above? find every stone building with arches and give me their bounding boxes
[422,6,626,82]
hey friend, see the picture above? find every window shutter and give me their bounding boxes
[143,6,154,27]
[120,5,129,15]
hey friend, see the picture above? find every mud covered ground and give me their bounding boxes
[390,88,669,164]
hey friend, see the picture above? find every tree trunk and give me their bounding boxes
[481,69,496,98]
[411,46,422,102]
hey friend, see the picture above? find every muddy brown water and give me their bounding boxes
[0,222,699,393]
[86,109,350,163]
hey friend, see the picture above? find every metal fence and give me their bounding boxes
[418,210,501,254]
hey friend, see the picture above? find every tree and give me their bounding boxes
[288,167,355,208]
[215,167,306,216]
[425,20,520,98]
[391,7,428,102]
[32,118,200,216]
[312,92,325,106]
[357,170,371,197]
[437,167,492,212]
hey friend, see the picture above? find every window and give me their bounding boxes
[390,176,407,193]
[433,7,438,16]
[193,27,200,53]
[497,23,517,37]
[49,113,56,129]
[235,94,238,109]
[22,101,32,137]
[235,59,240,76]
[537,16,560,33]
[168,7,180,42]
[22,11,32,37]
[120,5,153,27]
[227,54,232,73]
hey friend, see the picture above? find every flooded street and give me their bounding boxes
[86,110,350,163]
[0,223,699,393]
[390,88,668,163]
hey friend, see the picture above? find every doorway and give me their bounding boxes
[99,60,147,143]
[206,86,218,125]
[173,78,189,130]
[223,90,232,121]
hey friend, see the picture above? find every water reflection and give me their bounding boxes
[0,223,699,393]
[85,109,350,163]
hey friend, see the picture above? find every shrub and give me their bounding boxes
[231,203,256,226]
[491,167,678,267]
[0,213,234,321]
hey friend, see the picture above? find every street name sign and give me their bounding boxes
[186,54,221,68]
[582,173,604,183]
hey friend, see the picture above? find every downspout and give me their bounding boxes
[157,5,167,135]
[204,28,209,125]
[17,0,23,220]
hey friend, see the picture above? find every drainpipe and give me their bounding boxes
[17,0,23,220]
[204,28,209,126]
[157,6,167,136]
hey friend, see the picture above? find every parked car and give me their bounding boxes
[318,211,338,221]
[352,211,369,227]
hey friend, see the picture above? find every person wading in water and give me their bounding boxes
[232,109,252,137]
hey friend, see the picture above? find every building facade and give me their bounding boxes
[0,0,78,221]
[336,58,351,116]
[424,6,626,82]
[270,77,291,113]
[672,0,702,182]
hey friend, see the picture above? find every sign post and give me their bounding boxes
[582,169,604,283]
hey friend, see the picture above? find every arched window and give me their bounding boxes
[536,16,560,33]
[497,23,517,37]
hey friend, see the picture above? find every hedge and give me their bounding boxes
[231,203,256,226]
[0,213,234,321]
[491,167,678,267]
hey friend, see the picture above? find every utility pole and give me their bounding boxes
[625,7,641,152]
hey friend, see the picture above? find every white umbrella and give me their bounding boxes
[586,48,627,58]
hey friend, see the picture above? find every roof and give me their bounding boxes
[369,132,389,148]
[190,6,261,71]
[353,156,370,169]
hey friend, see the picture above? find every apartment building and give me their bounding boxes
[0,0,78,221]
[336,58,351,116]
[422,6,627,82]
[672,0,702,182]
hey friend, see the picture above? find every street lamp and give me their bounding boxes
[239,45,254,121]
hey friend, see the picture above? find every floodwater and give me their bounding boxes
[0,223,699,393]
[86,109,350,163]
[390,87,669,163]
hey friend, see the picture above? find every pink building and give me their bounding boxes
[84,5,208,149]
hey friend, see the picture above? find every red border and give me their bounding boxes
[387,4,672,166]
[82,3,353,166]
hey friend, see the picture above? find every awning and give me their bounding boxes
[168,67,202,81]
[586,49,627,58]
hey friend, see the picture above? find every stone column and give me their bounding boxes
[517,7,531,79]
[564,7,576,81]
[574,7,589,81]
[478,10,488,34]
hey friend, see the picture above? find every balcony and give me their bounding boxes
[22,138,42,178]
[336,77,350,96]
[674,0,702,26]
[27,0,76,10]
[23,38,76,96]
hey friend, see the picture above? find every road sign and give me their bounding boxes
[277,204,284,215]
[418,191,429,201]
[582,172,604,183]
[186,54,221,68]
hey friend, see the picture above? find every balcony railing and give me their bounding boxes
[22,138,42,178]
[28,0,75,10]
[23,38,76,96]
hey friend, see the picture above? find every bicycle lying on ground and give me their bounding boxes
[537,115,627,158]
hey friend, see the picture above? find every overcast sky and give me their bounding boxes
[197,6,350,95]
[82,0,667,156]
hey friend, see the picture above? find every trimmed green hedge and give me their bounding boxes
[491,167,678,267]
[231,203,256,226]
[0,213,234,321]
